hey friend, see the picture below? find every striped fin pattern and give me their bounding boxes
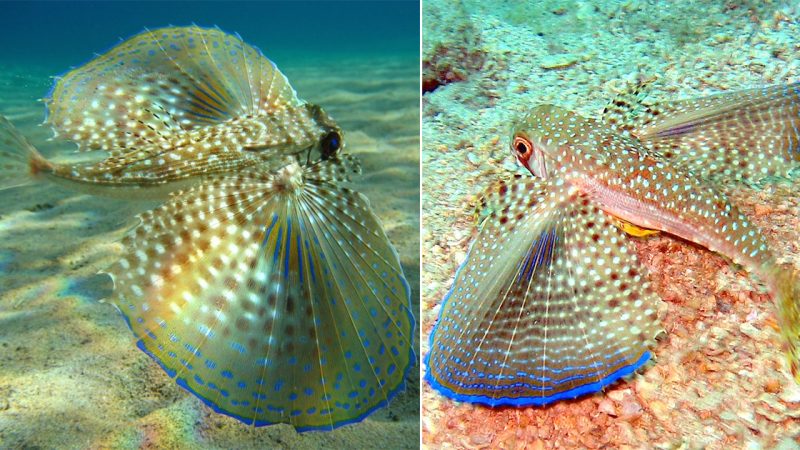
[604,82,800,184]
[426,177,662,406]
[106,156,414,430]
[45,26,311,153]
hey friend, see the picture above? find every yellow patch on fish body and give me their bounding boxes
[610,216,660,237]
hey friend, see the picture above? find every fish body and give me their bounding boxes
[43,105,339,188]
[515,105,775,279]
[427,82,800,407]
[24,25,344,193]
[0,26,414,431]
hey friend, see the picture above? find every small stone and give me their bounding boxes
[452,250,466,267]
[598,398,617,417]
[779,383,800,403]
[754,203,774,216]
[764,378,781,394]
[736,408,756,426]
[529,439,545,450]
[466,152,480,166]
[470,434,492,446]
[648,400,670,422]
[739,322,761,340]
[620,397,643,421]
[607,388,629,402]
[540,54,580,70]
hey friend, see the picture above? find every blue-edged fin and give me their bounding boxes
[45,26,303,153]
[603,81,800,184]
[426,177,662,407]
[104,155,414,431]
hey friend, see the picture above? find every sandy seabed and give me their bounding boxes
[0,53,420,450]
[422,1,800,449]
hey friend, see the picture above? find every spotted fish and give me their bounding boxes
[426,82,800,406]
[2,26,342,195]
[0,26,414,430]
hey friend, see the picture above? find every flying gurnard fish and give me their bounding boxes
[426,80,800,406]
[0,26,414,431]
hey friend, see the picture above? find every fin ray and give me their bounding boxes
[106,157,412,430]
[426,177,661,406]
[605,82,800,184]
[46,26,302,153]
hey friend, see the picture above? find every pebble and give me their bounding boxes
[470,434,492,446]
[608,389,629,402]
[648,400,670,422]
[754,204,774,216]
[540,54,580,69]
[529,439,545,450]
[620,398,643,421]
[739,322,761,340]
[598,398,617,417]
[779,383,800,403]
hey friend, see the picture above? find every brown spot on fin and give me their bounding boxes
[606,82,800,185]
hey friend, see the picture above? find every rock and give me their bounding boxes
[598,398,617,417]
[648,400,670,422]
[620,397,643,421]
[779,383,800,403]
[540,54,580,70]
[739,322,761,340]
[529,439,545,450]
[608,389,629,402]
[422,0,485,93]
[470,433,492,446]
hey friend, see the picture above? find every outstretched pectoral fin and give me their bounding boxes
[105,156,412,431]
[605,81,800,185]
[426,177,663,407]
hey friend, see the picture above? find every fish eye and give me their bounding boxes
[512,136,532,156]
[320,131,341,158]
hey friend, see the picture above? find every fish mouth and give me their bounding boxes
[531,150,548,179]
[519,148,548,179]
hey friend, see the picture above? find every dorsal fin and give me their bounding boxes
[601,76,658,136]
[45,26,302,152]
[603,81,800,185]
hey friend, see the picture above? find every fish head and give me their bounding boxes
[305,103,345,162]
[511,132,548,178]
[511,105,573,179]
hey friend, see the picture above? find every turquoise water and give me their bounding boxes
[0,1,418,66]
[0,2,419,449]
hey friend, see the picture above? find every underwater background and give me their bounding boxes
[0,1,419,449]
[422,0,800,449]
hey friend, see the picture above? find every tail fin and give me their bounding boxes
[773,265,800,380]
[0,115,50,190]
